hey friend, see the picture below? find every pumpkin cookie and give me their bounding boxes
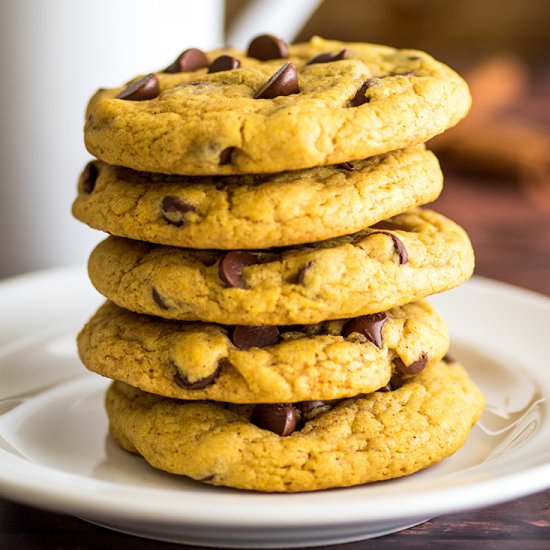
[105,359,484,492]
[72,146,442,249]
[85,36,471,175]
[87,208,474,325]
[78,300,448,403]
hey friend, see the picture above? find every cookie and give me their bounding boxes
[72,145,442,249]
[78,300,448,403]
[84,36,471,175]
[106,359,485,492]
[87,208,475,325]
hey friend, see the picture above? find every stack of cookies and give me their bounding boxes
[73,35,484,492]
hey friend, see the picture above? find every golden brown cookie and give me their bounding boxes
[106,360,485,492]
[78,300,448,403]
[72,146,442,249]
[85,36,471,175]
[87,208,475,325]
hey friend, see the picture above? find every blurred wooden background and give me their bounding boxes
[227,0,550,62]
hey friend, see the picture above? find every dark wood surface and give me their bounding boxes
[2,170,549,548]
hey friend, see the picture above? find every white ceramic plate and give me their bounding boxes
[0,266,549,548]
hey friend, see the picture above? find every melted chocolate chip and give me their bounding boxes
[164,48,209,73]
[387,233,408,264]
[371,231,408,264]
[339,162,355,171]
[349,78,382,107]
[306,48,349,65]
[197,252,220,267]
[218,251,260,288]
[200,474,216,482]
[208,55,240,74]
[251,403,299,436]
[394,353,428,375]
[160,196,196,226]
[231,325,279,350]
[296,261,313,285]
[173,362,222,390]
[349,81,371,107]
[219,147,234,165]
[116,74,159,101]
[81,162,98,194]
[377,383,393,392]
[152,287,169,310]
[247,34,289,60]
[254,63,299,99]
[342,312,388,349]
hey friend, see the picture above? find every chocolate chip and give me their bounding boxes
[173,363,222,390]
[218,251,260,289]
[394,353,428,375]
[197,252,220,267]
[160,196,196,226]
[219,147,234,165]
[254,63,299,99]
[377,383,393,392]
[251,403,299,436]
[152,287,169,310]
[339,162,355,171]
[306,48,349,65]
[247,34,289,60]
[200,474,216,482]
[81,162,98,194]
[342,312,388,349]
[208,55,240,73]
[349,81,371,107]
[349,78,382,107]
[164,48,209,73]
[371,231,408,264]
[371,220,403,231]
[116,74,160,101]
[296,261,313,285]
[443,353,457,364]
[231,325,279,349]
[387,234,408,264]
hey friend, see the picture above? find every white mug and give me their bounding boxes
[0,0,321,278]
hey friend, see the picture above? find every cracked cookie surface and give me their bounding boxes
[85,36,471,175]
[106,360,485,492]
[78,300,448,403]
[72,146,442,249]
[87,208,475,325]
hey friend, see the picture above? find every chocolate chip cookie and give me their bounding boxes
[105,359,484,492]
[87,208,475,325]
[72,145,442,249]
[85,36,471,175]
[78,299,448,403]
